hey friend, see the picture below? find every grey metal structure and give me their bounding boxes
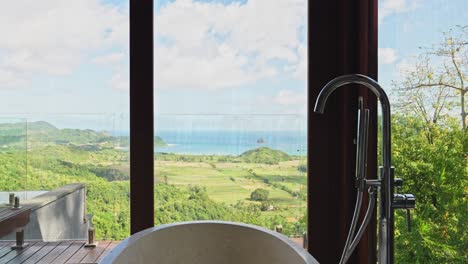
[314,74,415,264]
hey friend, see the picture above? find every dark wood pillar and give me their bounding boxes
[307,0,378,263]
[130,0,154,234]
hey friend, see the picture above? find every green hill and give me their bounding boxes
[0,122,29,146]
[28,121,59,132]
[240,147,290,164]
[0,121,58,132]
[155,136,167,147]
[0,121,130,148]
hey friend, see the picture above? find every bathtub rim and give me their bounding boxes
[99,220,318,264]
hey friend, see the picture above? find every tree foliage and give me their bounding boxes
[392,114,467,262]
[250,188,270,201]
[389,26,467,262]
[392,26,467,131]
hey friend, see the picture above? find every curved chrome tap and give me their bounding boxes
[314,74,414,264]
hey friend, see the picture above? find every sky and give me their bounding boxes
[0,0,465,130]
[378,0,466,90]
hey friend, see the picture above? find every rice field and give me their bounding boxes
[154,159,307,210]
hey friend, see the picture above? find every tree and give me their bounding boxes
[393,26,467,133]
[390,26,467,262]
[391,114,467,263]
[297,163,307,173]
[250,188,269,201]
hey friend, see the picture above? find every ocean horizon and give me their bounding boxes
[153,130,307,156]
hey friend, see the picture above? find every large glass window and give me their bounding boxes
[154,0,308,240]
[0,0,130,241]
[378,0,466,262]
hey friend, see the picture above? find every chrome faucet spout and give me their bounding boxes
[314,74,395,264]
[314,74,391,114]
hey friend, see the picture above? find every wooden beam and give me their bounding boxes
[0,206,31,237]
[130,0,154,234]
[307,0,378,263]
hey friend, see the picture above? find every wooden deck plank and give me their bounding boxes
[0,240,120,264]
[21,242,60,264]
[0,207,11,214]
[0,242,14,259]
[64,243,94,264]
[35,241,73,264]
[51,242,85,264]
[79,241,111,264]
[6,241,47,264]
[0,242,11,251]
[0,242,36,264]
[95,242,118,263]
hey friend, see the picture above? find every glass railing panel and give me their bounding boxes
[0,117,27,204]
[0,114,130,241]
[28,114,130,240]
[154,114,307,238]
[0,0,129,244]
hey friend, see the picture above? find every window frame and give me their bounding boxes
[130,0,154,234]
[129,1,378,262]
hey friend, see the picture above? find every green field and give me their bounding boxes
[155,159,307,207]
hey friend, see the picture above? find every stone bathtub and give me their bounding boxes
[100,221,319,264]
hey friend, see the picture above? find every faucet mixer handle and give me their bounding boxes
[393,194,416,232]
[394,178,403,187]
[404,194,415,232]
[404,194,415,209]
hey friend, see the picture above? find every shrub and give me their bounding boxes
[297,163,307,173]
[250,188,269,201]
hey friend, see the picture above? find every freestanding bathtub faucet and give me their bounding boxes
[314,74,415,264]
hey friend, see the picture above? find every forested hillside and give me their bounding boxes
[0,122,307,239]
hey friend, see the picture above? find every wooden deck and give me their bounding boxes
[0,241,118,264]
[0,237,304,263]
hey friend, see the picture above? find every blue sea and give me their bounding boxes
[155,130,307,156]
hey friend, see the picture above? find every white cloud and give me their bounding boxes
[396,57,418,75]
[0,68,28,89]
[155,0,307,90]
[292,44,307,78]
[379,0,422,23]
[93,52,126,65]
[0,0,306,92]
[379,48,398,64]
[94,52,129,91]
[275,90,306,106]
[253,89,307,114]
[109,70,129,91]
[0,0,128,89]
